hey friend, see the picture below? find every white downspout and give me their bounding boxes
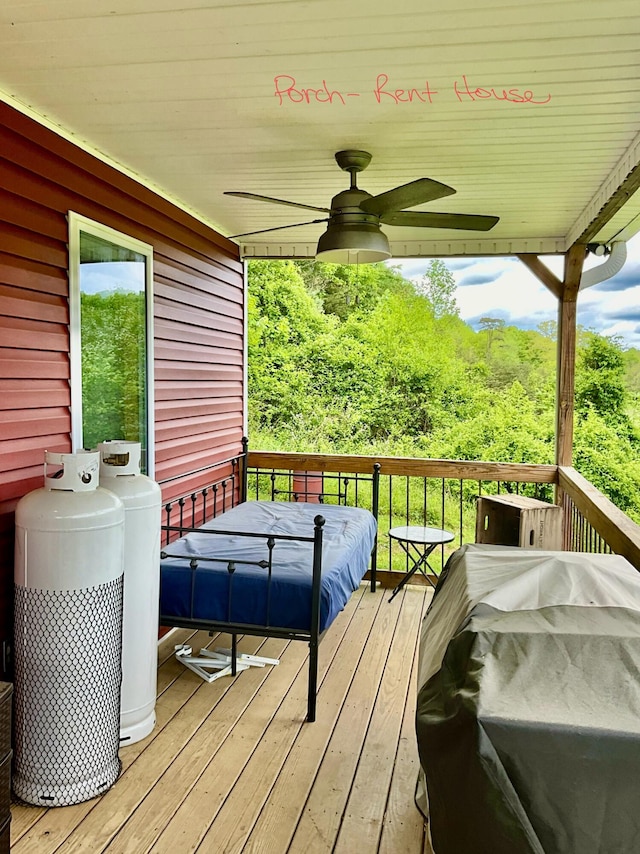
[579,241,627,290]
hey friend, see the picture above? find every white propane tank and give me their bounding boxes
[97,441,161,745]
[13,451,125,806]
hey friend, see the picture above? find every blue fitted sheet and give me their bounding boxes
[160,500,377,633]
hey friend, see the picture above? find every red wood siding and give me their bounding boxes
[0,101,244,677]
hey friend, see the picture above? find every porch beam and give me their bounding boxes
[516,253,563,299]
[555,243,586,468]
[573,161,640,246]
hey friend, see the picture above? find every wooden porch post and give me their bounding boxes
[517,246,585,467]
[555,244,585,468]
[517,245,585,532]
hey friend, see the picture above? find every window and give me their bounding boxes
[69,213,154,475]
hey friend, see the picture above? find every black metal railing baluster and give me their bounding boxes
[440,479,446,569]
[387,474,393,572]
[212,482,219,517]
[241,437,249,503]
[422,477,429,527]
[164,503,172,546]
[178,497,185,535]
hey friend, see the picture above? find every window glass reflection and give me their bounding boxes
[78,231,148,471]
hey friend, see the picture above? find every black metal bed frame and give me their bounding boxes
[159,440,380,722]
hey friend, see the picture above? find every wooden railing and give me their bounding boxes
[247,451,555,581]
[559,467,640,569]
[248,451,558,484]
[247,451,640,576]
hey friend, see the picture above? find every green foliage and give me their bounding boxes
[623,348,640,394]
[474,320,556,397]
[247,259,640,520]
[429,381,554,465]
[247,260,331,427]
[415,259,459,318]
[81,290,146,448]
[574,410,640,522]
[576,333,627,422]
[294,260,411,319]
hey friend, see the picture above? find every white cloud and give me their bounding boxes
[391,233,640,348]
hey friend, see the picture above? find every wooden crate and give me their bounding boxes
[475,494,563,550]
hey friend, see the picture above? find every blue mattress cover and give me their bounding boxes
[160,500,377,633]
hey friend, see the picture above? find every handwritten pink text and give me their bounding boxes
[273,74,551,106]
[453,74,552,105]
[373,73,438,104]
[274,75,358,105]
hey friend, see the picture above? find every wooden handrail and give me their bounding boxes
[559,466,640,568]
[248,450,558,484]
[244,450,640,570]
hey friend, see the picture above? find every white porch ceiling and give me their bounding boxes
[1,0,640,258]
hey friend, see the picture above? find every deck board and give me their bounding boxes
[241,588,384,854]
[148,588,370,853]
[101,637,294,854]
[378,598,428,854]
[11,584,431,854]
[286,591,411,854]
[333,588,426,854]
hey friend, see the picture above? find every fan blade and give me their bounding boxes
[225,191,330,214]
[381,211,499,232]
[228,218,329,239]
[360,178,456,216]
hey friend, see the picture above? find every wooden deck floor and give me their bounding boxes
[11,584,433,854]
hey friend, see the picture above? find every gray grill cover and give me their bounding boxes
[416,543,640,854]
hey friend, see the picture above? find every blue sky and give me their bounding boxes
[392,232,640,350]
[80,261,145,295]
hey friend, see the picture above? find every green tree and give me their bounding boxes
[478,317,506,357]
[623,348,640,394]
[415,259,459,318]
[537,319,557,341]
[429,381,554,466]
[477,324,555,398]
[361,290,477,438]
[295,260,411,320]
[574,409,640,521]
[247,260,332,429]
[575,334,627,423]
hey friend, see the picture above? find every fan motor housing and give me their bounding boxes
[316,219,390,263]
[330,188,375,215]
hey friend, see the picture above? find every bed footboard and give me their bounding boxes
[160,511,328,722]
[159,448,379,722]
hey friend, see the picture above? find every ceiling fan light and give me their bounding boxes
[316,221,391,264]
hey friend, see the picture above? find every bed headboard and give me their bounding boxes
[161,439,380,553]
[161,439,248,544]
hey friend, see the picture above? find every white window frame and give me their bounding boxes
[68,212,155,476]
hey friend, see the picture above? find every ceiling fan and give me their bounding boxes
[225,150,499,264]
